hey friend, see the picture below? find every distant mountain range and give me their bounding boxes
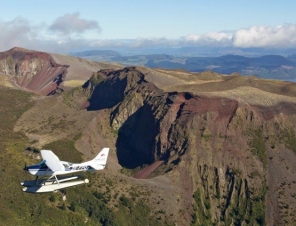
[73,50,121,57]
[72,50,296,81]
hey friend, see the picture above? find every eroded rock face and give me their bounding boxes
[84,66,296,225]
[0,47,69,95]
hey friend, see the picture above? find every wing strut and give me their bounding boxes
[47,174,60,184]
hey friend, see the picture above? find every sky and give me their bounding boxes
[0,0,296,54]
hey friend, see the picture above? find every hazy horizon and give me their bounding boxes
[1,1,296,55]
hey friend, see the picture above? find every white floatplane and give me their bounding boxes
[22,148,109,193]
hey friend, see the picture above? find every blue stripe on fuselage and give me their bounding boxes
[28,165,42,170]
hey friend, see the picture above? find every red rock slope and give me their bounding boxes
[0,47,121,95]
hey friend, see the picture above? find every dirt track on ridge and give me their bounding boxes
[134,161,164,179]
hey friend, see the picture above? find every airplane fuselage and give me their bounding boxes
[25,162,96,176]
[22,148,109,193]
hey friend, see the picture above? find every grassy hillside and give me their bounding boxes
[0,86,172,226]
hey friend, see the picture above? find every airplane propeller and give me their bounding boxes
[23,163,28,171]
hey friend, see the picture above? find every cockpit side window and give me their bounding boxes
[63,163,69,168]
[39,160,48,169]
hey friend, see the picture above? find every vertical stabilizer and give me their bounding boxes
[90,148,109,170]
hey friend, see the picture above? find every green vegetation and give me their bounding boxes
[119,165,146,176]
[191,169,267,226]
[247,183,267,225]
[115,196,161,226]
[279,128,296,153]
[234,115,243,129]
[0,55,15,73]
[0,88,89,225]
[222,178,266,226]
[201,133,211,142]
[191,188,212,226]
[42,139,82,163]
[62,86,88,108]
[90,72,105,86]
[0,86,171,225]
[248,129,267,167]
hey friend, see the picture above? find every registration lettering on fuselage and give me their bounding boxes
[70,166,89,171]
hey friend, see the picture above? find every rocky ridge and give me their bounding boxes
[0,47,121,95]
[82,66,296,225]
[0,47,69,95]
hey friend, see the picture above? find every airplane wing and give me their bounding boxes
[41,150,65,171]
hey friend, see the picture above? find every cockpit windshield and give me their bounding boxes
[39,160,48,169]
[39,160,46,166]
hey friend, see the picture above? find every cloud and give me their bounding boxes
[89,39,132,48]
[0,14,102,53]
[89,38,180,49]
[180,25,296,48]
[88,33,234,50]
[232,24,296,48]
[0,17,36,50]
[131,37,180,48]
[48,12,101,35]
[88,26,296,50]
[1,15,296,55]
[184,32,233,46]
[0,16,87,53]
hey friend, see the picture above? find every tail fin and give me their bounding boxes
[90,148,110,170]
